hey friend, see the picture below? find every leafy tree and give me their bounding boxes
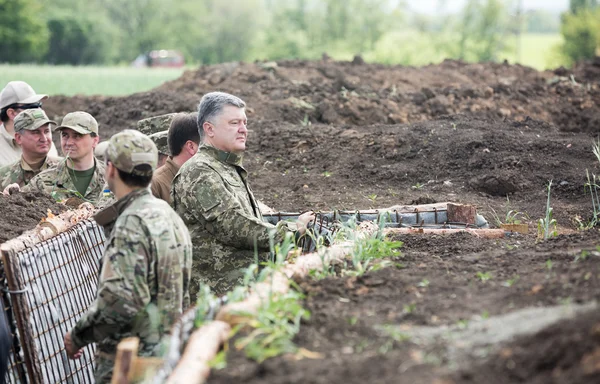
[560,8,600,64]
[446,0,509,62]
[0,0,48,63]
[45,15,113,65]
[570,0,598,13]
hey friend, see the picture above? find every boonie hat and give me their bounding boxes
[0,81,48,109]
[13,109,56,132]
[148,130,170,156]
[55,111,98,135]
[105,129,158,176]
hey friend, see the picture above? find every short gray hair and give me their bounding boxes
[197,92,246,141]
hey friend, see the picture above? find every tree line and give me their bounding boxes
[0,0,598,67]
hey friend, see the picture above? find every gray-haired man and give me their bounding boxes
[171,92,314,298]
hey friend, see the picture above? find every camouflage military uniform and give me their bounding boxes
[23,159,105,204]
[71,189,192,383]
[70,130,192,384]
[0,155,61,189]
[172,144,293,297]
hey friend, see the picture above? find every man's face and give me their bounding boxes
[206,105,248,153]
[60,128,99,161]
[14,124,52,158]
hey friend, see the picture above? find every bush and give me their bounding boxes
[560,8,600,65]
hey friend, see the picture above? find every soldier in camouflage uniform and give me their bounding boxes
[64,129,192,384]
[138,113,176,169]
[22,111,105,204]
[172,92,314,297]
[95,114,177,207]
[148,130,170,168]
[0,109,61,191]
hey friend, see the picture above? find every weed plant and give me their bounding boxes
[537,180,558,240]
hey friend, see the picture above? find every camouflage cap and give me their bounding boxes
[106,129,158,176]
[94,141,110,160]
[137,113,176,136]
[13,109,56,132]
[55,111,98,135]
[148,130,169,156]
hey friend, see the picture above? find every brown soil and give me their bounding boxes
[0,192,67,243]
[8,57,600,383]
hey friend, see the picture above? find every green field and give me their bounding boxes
[501,33,564,70]
[0,65,186,97]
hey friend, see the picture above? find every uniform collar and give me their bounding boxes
[200,144,244,167]
[20,156,46,172]
[94,188,149,227]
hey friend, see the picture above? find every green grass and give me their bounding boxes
[502,33,564,70]
[0,65,186,96]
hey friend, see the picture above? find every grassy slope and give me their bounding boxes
[0,65,186,96]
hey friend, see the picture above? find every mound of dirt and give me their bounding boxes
[43,58,600,140]
[0,192,67,243]
[452,309,600,384]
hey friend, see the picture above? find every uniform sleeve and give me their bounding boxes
[21,174,43,193]
[70,215,151,349]
[182,168,289,251]
[0,165,11,189]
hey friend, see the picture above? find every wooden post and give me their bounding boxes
[112,337,163,384]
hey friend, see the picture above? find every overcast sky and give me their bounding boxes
[407,0,569,13]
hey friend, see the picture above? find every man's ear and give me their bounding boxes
[92,135,100,148]
[203,121,214,137]
[7,108,20,121]
[106,161,116,178]
[13,131,23,145]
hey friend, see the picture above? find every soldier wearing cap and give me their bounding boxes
[151,113,200,204]
[64,130,192,383]
[0,81,59,166]
[23,111,105,204]
[148,130,170,168]
[138,113,177,169]
[0,109,61,191]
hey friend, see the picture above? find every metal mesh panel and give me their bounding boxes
[1,219,105,384]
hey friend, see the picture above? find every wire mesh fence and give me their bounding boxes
[0,219,105,384]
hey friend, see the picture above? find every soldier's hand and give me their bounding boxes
[64,332,83,359]
[2,183,20,196]
[297,211,316,234]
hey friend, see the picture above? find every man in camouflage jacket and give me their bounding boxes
[172,92,314,298]
[0,109,60,191]
[64,130,192,384]
[22,111,105,204]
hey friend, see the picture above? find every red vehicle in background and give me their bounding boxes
[131,50,185,68]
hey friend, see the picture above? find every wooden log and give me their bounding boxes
[384,228,505,238]
[166,321,231,384]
